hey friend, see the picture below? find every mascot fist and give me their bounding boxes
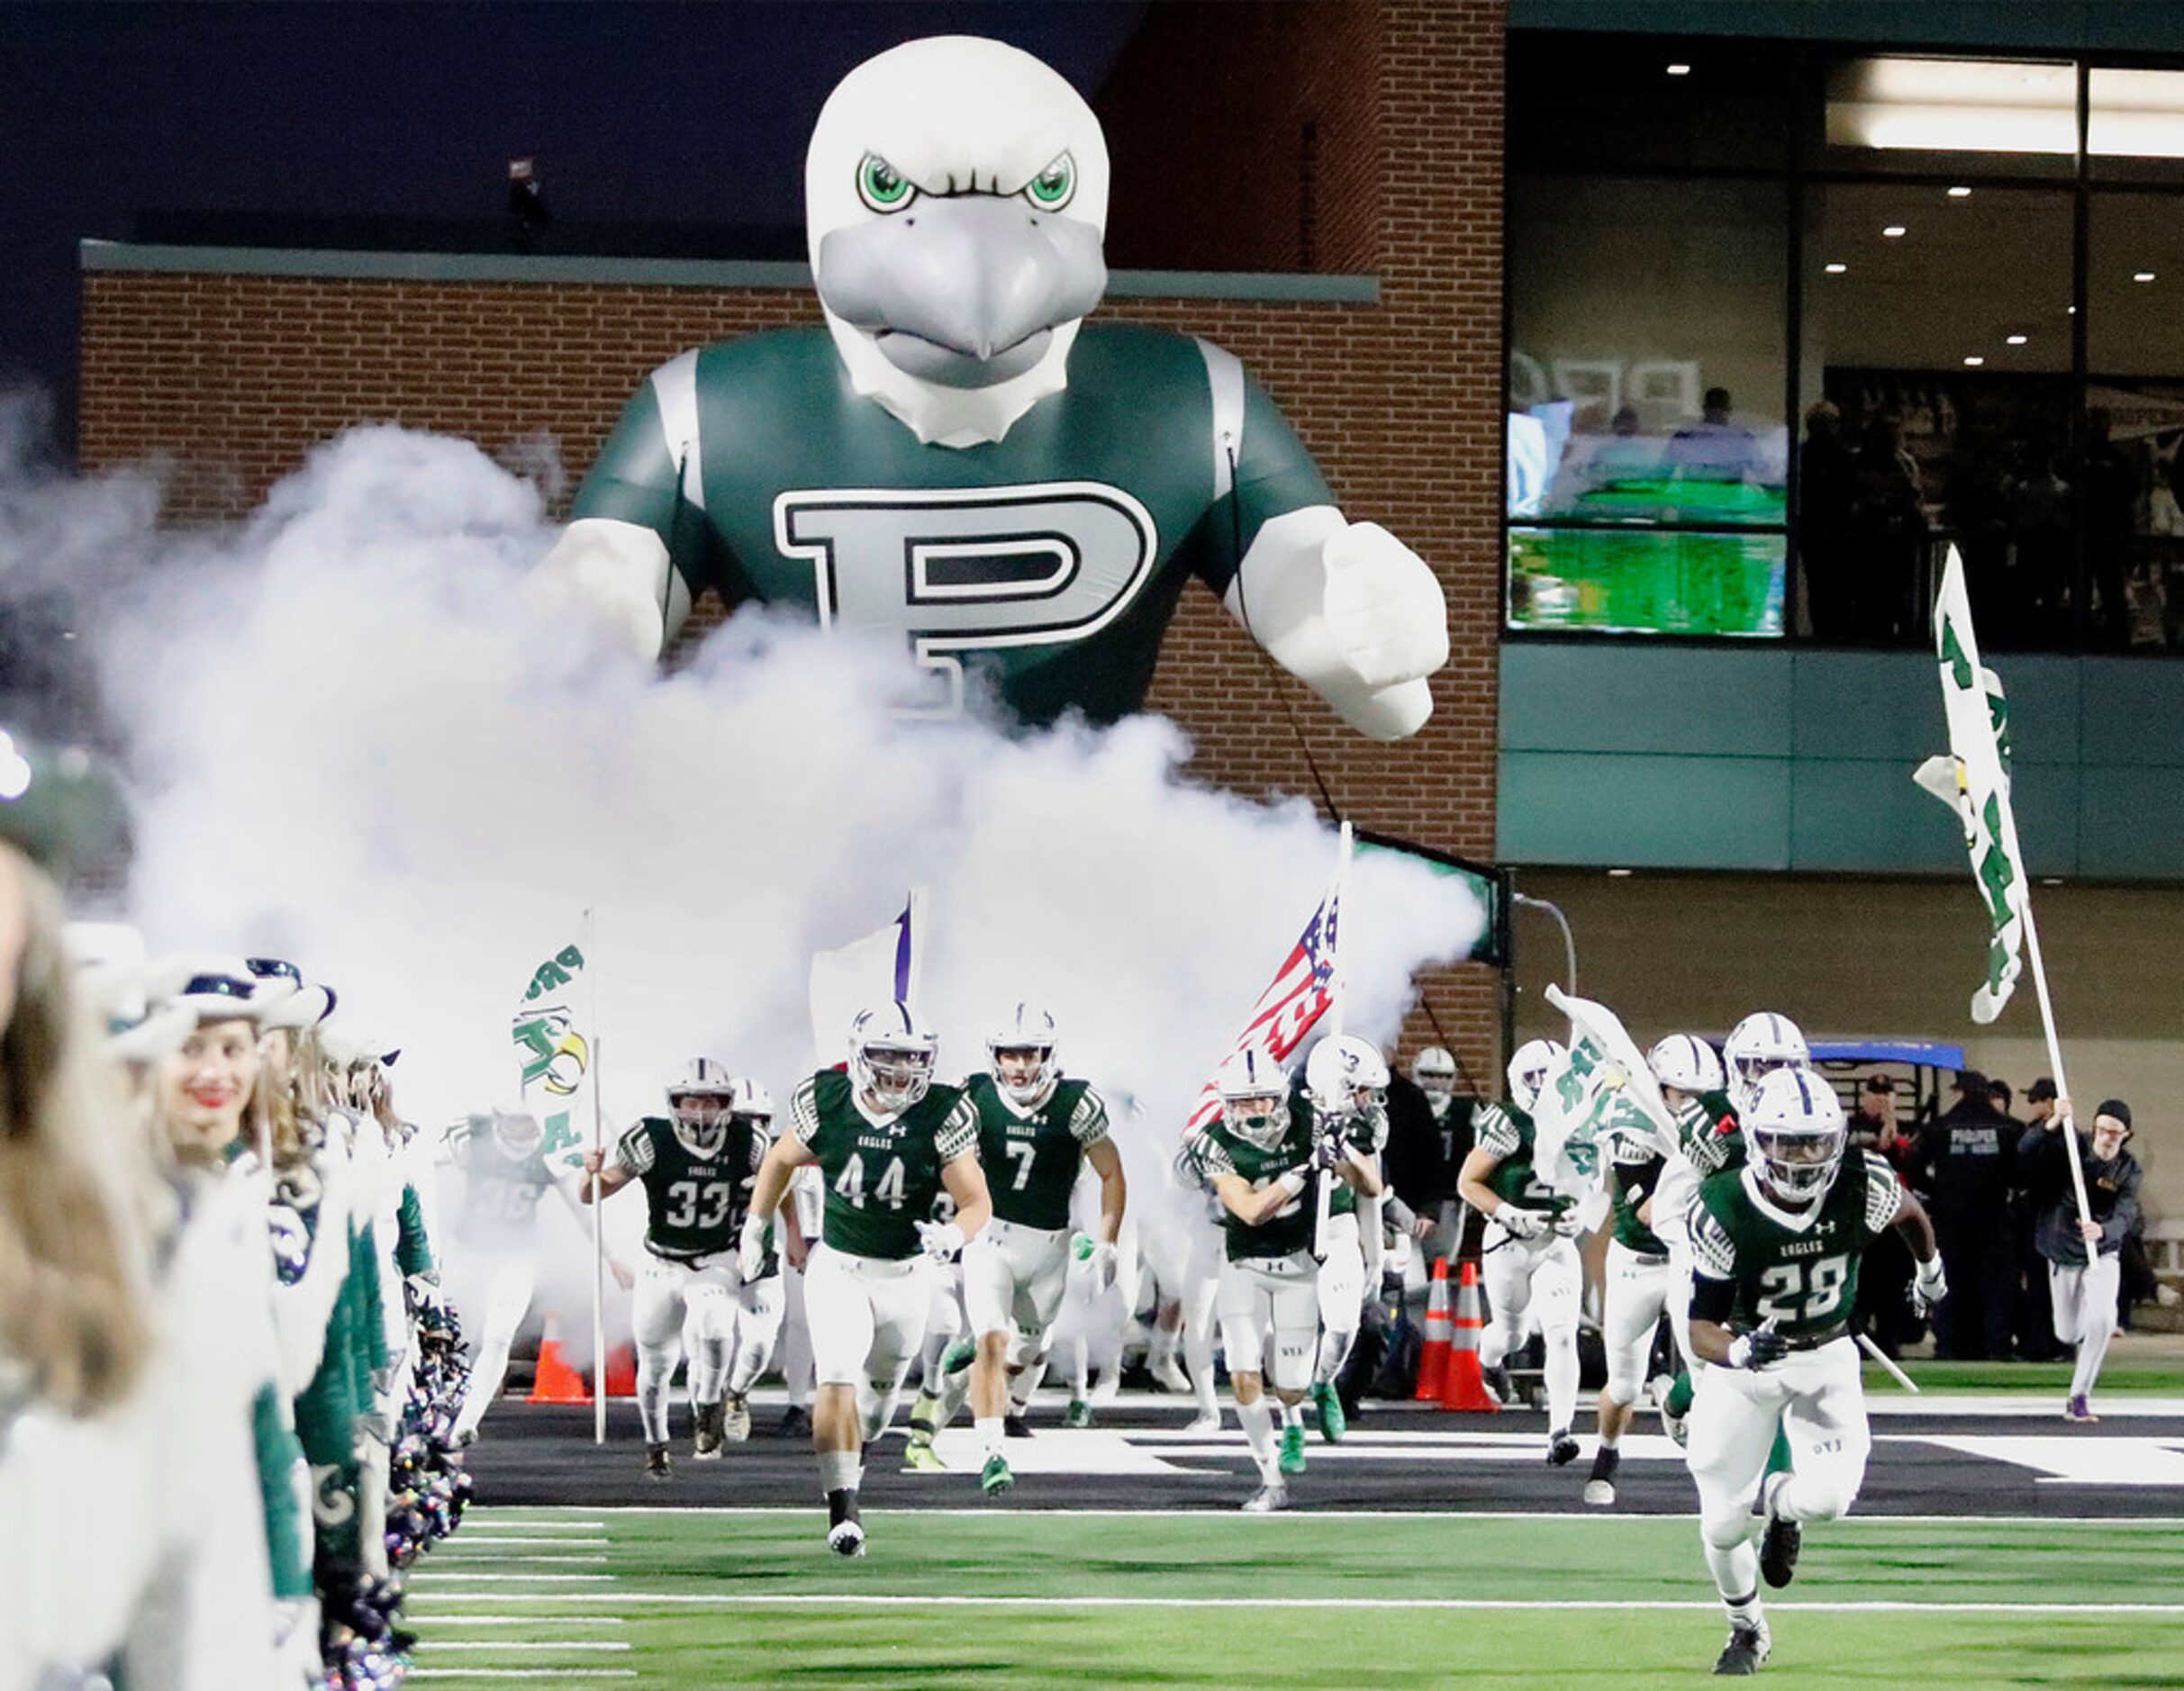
[1320,521,1451,691]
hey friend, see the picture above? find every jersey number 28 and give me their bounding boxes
[1756,1253,1850,1325]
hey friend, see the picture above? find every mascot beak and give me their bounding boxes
[817,194,1107,389]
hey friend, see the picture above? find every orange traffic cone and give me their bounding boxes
[1413,1258,1453,1401]
[1439,1260,1501,1413]
[528,1313,591,1404]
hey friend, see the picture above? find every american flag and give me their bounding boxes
[1185,873,1343,1133]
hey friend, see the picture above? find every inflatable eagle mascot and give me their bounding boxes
[532,34,1449,737]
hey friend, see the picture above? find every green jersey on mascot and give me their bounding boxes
[533,35,1448,738]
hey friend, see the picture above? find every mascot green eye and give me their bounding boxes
[857,154,915,213]
[1024,152,1075,212]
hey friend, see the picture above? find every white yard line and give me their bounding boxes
[438,1535,612,1547]
[405,1571,615,1583]
[412,1615,625,1625]
[422,1641,630,1651]
[394,1592,2184,1614]
[485,1504,2182,1526]
[422,1553,612,1564]
[408,1672,635,1681]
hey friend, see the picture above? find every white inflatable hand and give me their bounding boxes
[1319,521,1450,690]
[525,517,673,662]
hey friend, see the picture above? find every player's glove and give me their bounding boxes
[916,1219,966,1263]
[1495,1207,1548,1240]
[738,1215,770,1282]
[1312,1133,1347,1171]
[1911,1253,1948,1316]
[1084,1240,1119,1294]
[1550,1207,1587,1239]
[1727,1327,1790,1370]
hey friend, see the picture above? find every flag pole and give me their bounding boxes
[585,906,608,1447]
[2012,896,2093,1228]
[1313,824,1354,1260]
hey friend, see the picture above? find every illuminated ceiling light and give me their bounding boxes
[1883,224,1908,237]
[1963,356,1986,366]
[1825,261,1848,274]
[1607,867,1634,878]
[1666,62,1691,77]
[1829,56,2077,155]
[2135,270,2158,282]
[2089,68,2184,158]
[2007,333,2028,345]
[1947,185,1973,196]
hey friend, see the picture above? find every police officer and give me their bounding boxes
[1915,1071,2017,1359]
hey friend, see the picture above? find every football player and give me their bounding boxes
[581,1061,791,1476]
[1296,1035,1390,1446]
[1187,1045,1366,1512]
[745,1003,992,1555]
[1456,1038,1583,1466]
[1684,1067,1945,1676]
[1584,1033,1724,1505]
[955,1005,1125,1489]
[446,1103,616,1446]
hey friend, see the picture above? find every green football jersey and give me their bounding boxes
[1288,1090,1388,1218]
[570,322,1337,727]
[965,1072,1109,1232]
[1192,1106,1315,1262]
[1608,1136,1669,1257]
[1690,1151,1904,1343]
[793,1069,977,1260]
[1677,1090,1747,1179]
[1473,1100,1573,1219]
[614,1116,769,1262]
[448,1113,578,1243]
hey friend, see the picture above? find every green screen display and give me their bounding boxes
[1507,524,1786,637]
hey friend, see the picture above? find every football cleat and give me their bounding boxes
[940,1339,977,1376]
[1242,1479,1289,1514]
[1481,1363,1512,1406]
[2065,1394,2098,1424]
[1183,1407,1222,1434]
[1584,1443,1620,1506]
[827,1488,865,1556]
[980,1454,1015,1496]
[1313,1380,1347,1444]
[1063,1398,1092,1430]
[1003,1412,1033,1440]
[1547,1427,1581,1467]
[693,1400,725,1460]
[1759,1472,1801,1588]
[778,1404,813,1439]
[902,1440,947,1473]
[1152,1356,1192,1395]
[1279,1423,1308,1475]
[1712,1620,1771,1676]
[644,1442,673,1480]
[722,1392,752,1443]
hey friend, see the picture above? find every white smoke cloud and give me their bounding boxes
[14,416,1487,1316]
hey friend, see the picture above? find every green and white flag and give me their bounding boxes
[1532,984,1681,1228]
[1912,546,2028,1025]
[510,938,593,1162]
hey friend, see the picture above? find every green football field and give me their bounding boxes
[405,1507,2184,1688]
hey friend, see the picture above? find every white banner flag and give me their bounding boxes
[808,888,928,1065]
[1914,547,2029,1025]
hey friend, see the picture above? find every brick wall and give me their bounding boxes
[76,0,1509,1079]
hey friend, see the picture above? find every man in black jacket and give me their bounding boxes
[1916,1071,2018,1359]
[2021,1099,2143,1422]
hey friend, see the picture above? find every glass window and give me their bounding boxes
[1821,56,2078,178]
[1799,182,2073,647]
[1509,527,1785,637]
[2090,68,2184,181]
[2088,193,2184,649]
[1509,34,1795,174]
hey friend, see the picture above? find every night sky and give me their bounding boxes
[0,1,1149,455]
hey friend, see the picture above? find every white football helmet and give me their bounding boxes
[1410,1045,1457,1102]
[849,1002,938,1112]
[489,1105,543,1161]
[1307,1034,1390,1115]
[1724,1013,1809,1112]
[1744,1066,1846,1205]
[1649,1033,1726,1099]
[987,1002,1059,1106]
[1214,1045,1289,1148]
[727,1076,775,1125]
[1507,1038,1567,1114]
[666,1057,736,1158]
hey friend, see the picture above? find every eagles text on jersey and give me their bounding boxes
[571,324,1336,724]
